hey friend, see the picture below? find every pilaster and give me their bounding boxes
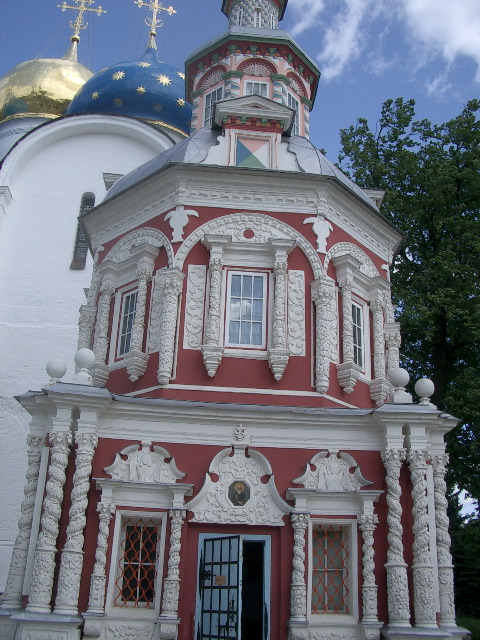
[92,279,116,386]
[156,268,185,385]
[311,276,336,394]
[124,258,154,381]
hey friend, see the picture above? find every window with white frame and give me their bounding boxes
[204,86,223,127]
[246,81,269,98]
[225,271,267,348]
[114,516,161,608]
[118,290,138,356]
[352,303,363,369]
[254,7,262,27]
[311,524,350,614]
[288,93,300,136]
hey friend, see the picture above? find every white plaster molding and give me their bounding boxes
[188,445,290,525]
[311,276,337,394]
[103,227,174,269]
[183,265,207,350]
[92,279,116,387]
[105,442,185,484]
[164,206,199,243]
[155,269,185,385]
[325,242,379,279]
[268,244,292,380]
[303,215,333,254]
[293,451,373,492]
[384,323,401,372]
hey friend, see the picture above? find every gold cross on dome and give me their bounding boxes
[58,0,106,42]
[134,0,176,37]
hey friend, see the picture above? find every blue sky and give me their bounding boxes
[1,0,479,160]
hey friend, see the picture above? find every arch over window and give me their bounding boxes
[238,58,277,76]
[199,66,228,90]
[286,73,307,97]
[70,192,95,270]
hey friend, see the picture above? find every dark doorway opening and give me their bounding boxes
[241,541,266,638]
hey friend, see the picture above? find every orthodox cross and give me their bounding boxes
[58,0,107,42]
[134,0,176,38]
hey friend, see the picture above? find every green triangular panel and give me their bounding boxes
[238,154,266,168]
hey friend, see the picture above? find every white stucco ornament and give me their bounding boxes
[45,358,67,385]
[105,441,185,484]
[293,450,373,491]
[71,348,95,385]
[415,377,435,406]
[164,206,199,243]
[303,214,333,254]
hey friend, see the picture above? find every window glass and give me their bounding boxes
[226,272,266,348]
[204,87,223,127]
[115,518,160,607]
[254,8,262,27]
[288,93,300,136]
[311,525,349,614]
[352,303,363,368]
[246,81,268,97]
[118,291,138,356]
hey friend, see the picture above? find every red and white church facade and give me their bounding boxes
[0,1,466,640]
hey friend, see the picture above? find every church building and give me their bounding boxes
[0,1,465,640]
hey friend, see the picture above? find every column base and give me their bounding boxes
[158,615,180,640]
[381,624,455,640]
[12,611,83,640]
[0,607,18,640]
[440,625,471,639]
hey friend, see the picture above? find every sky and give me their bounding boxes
[1,0,480,161]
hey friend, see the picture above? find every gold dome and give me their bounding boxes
[0,56,93,123]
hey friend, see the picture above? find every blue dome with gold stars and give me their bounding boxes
[67,46,192,136]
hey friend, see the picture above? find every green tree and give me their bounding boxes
[338,98,480,505]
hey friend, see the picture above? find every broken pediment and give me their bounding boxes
[104,441,185,484]
[293,450,373,492]
[213,95,294,133]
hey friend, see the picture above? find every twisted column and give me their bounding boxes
[0,436,45,609]
[54,433,98,614]
[431,454,456,628]
[93,279,116,386]
[311,277,336,394]
[125,261,154,382]
[156,269,184,385]
[201,257,224,377]
[381,449,410,627]
[359,514,379,623]
[86,501,116,614]
[26,431,73,613]
[268,259,290,381]
[160,510,186,620]
[407,449,437,628]
[290,512,309,621]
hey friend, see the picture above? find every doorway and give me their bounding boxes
[196,534,270,640]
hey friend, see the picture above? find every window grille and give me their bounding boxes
[311,525,349,614]
[288,93,300,136]
[246,81,268,97]
[226,272,267,348]
[115,518,160,607]
[204,87,223,127]
[70,192,95,269]
[118,290,138,356]
[352,303,364,368]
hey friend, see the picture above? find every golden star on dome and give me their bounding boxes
[177,98,185,106]
[114,98,123,107]
[157,74,171,86]
[177,71,185,79]
[138,61,151,68]
[137,86,146,93]
[112,71,125,80]
[91,91,99,99]
[153,103,163,112]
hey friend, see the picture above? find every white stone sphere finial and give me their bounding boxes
[45,357,67,386]
[387,367,413,404]
[71,348,96,385]
[415,377,436,407]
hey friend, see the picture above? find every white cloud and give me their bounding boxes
[288,0,327,37]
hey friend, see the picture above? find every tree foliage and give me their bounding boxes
[338,98,480,505]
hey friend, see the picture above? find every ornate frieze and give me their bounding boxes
[105,442,185,484]
[294,450,373,491]
[381,449,410,627]
[155,269,185,385]
[87,500,116,614]
[188,444,290,525]
[311,276,336,394]
[54,433,98,614]
[0,435,44,609]
[27,431,73,613]
[407,449,437,628]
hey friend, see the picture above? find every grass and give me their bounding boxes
[457,617,480,640]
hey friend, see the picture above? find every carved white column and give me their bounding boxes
[290,512,309,622]
[268,258,290,381]
[201,256,224,377]
[311,276,336,394]
[156,268,184,385]
[381,448,411,627]
[54,433,98,614]
[384,323,401,372]
[359,514,379,623]
[158,509,187,640]
[125,260,154,382]
[0,436,45,609]
[431,454,456,628]
[26,431,73,613]
[407,449,437,628]
[93,279,116,386]
[86,501,116,614]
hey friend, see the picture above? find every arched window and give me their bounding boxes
[70,192,95,270]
